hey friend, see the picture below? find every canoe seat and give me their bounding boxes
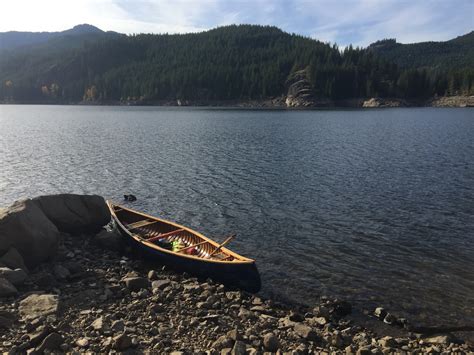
[127,219,158,230]
[147,229,185,242]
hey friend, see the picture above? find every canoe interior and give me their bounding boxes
[111,203,247,263]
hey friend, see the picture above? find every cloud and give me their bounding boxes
[0,0,472,47]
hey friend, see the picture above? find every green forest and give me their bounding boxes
[1,25,473,103]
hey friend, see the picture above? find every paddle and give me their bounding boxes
[207,234,236,258]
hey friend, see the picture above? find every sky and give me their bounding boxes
[0,0,473,47]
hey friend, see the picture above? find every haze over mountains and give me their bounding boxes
[0,24,473,105]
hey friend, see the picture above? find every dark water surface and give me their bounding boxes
[1,105,473,324]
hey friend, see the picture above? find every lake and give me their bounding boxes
[1,105,473,325]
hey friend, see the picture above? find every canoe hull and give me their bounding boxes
[114,218,261,293]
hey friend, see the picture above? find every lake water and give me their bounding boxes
[1,105,473,325]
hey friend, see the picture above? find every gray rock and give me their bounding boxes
[113,333,132,350]
[0,247,28,271]
[374,307,386,319]
[0,310,15,329]
[263,333,280,352]
[289,311,305,322]
[294,323,318,341]
[227,329,242,341]
[383,313,397,324]
[313,316,327,326]
[231,340,247,355]
[53,264,70,280]
[356,347,371,355]
[0,267,27,285]
[148,270,158,280]
[36,332,63,351]
[378,336,397,348]
[423,334,454,344]
[91,316,105,331]
[111,319,125,332]
[0,200,60,268]
[152,279,171,291]
[19,294,59,320]
[212,335,234,350]
[32,194,110,233]
[124,277,149,291]
[95,228,123,252]
[0,277,18,297]
[76,338,89,347]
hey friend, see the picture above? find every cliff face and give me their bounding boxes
[285,69,316,107]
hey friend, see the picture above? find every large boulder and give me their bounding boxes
[33,194,111,233]
[0,200,60,268]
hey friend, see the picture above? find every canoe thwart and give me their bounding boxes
[127,219,158,230]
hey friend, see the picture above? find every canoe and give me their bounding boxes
[107,201,261,292]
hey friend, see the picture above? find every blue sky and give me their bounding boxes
[1,0,473,47]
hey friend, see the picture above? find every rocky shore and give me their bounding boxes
[1,194,473,354]
[2,95,473,109]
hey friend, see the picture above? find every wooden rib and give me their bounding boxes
[147,229,185,242]
[177,240,208,253]
[127,220,158,230]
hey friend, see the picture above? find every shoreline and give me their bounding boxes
[1,194,473,353]
[1,95,473,109]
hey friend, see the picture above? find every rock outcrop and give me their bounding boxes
[285,69,320,108]
[0,200,60,268]
[362,97,406,108]
[0,194,111,268]
[429,95,474,107]
[33,194,110,233]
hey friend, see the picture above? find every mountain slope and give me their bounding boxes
[0,24,104,52]
[1,25,473,104]
[368,31,474,70]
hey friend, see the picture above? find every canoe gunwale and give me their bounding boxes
[107,201,255,265]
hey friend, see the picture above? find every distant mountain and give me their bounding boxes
[0,24,473,104]
[368,31,474,70]
[0,24,105,52]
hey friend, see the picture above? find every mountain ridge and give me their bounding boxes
[1,24,473,105]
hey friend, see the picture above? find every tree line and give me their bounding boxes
[1,25,473,103]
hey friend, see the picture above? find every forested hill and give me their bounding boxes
[0,24,473,105]
[368,31,474,69]
[0,24,111,52]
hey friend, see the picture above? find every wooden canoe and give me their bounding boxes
[107,201,261,292]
